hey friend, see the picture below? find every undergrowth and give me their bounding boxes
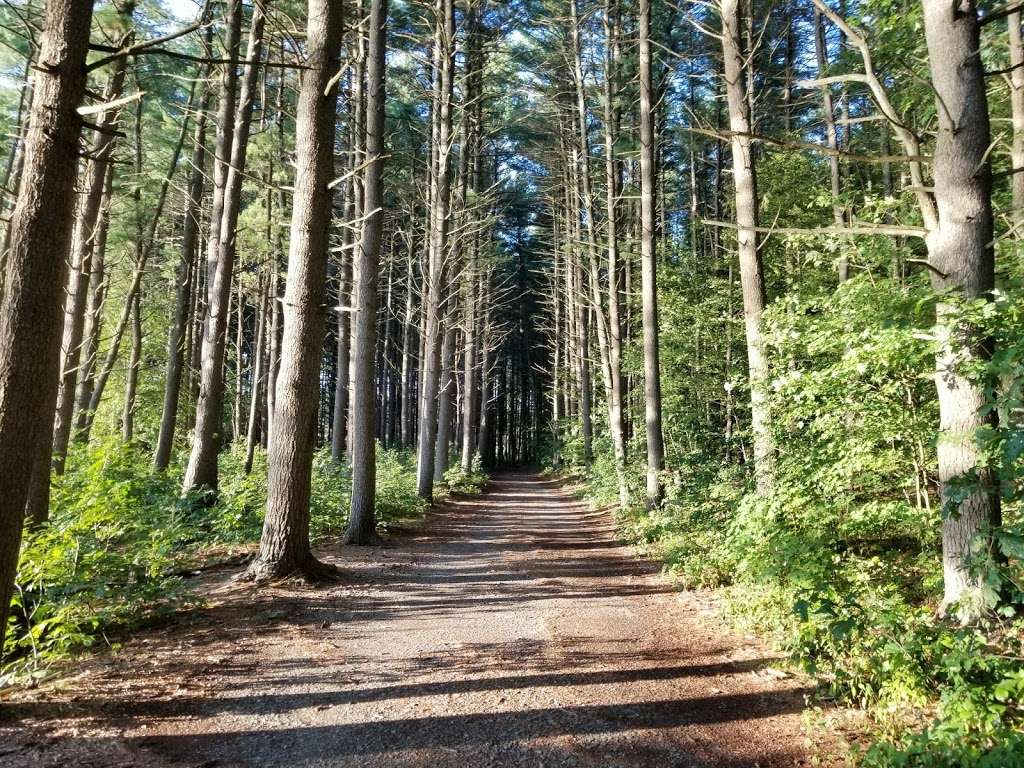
[2,440,428,685]
[552,276,1024,766]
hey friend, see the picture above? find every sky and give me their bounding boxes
[164,0,201,22]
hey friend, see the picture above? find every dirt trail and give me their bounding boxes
[2,473,831,767]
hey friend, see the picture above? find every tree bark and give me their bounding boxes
[244,280,268,474]
[1009,10,1024,230]
[0,0,93,656]
[346,0,389,544]
[155,78,210,470]
[921,0,1000,617]
[721,0,774,492]
[183,0,260,495]
[246,0,346,580]
[639,0,666,507]
[415,0,455,501]
[51,61,127,475]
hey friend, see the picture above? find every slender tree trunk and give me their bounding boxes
[183,0,260,495]
[73,163,114,433]
[400,246,417,446]
[0,0,93,655]
[78,76,196,443]
[434,319,457,481]
[1009,10,1024,231]
[122,288,142,441]
[921,0,1000,617]
[814,7,847,279]
[346,0,388,544]
[603,0,629,507]
[331,143,356,462]
[155,80,209,470]
[246,0,346,580]
[416,0,455,501]
[721,0,773,491]
[639,0,665,507]
[244,280,268,474]
[51,61,127,474]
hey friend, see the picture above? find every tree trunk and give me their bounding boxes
[814,7,847,279]
[921,0,1000,617]
[121,288,142,441]
[415,0,455,501]
[434,319,457,481]
[721,0,773,492]
[1009,10,1024,231]
[246,0,346,580]
[155,79,209,470]
[346,0,388,545]
[73,163,114,434]
[0,0,93,656]
[639,0,665,507]
[244,280,268,474]
[51,61,127,474]
[603,0,629,508]
[183,0,259,495]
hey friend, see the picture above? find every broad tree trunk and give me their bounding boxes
[246,0,345,580]
[639,0,665,507]
[921,0,1000,616]
[721,0,773,492]
[346,0,389,544]
[0,0,93,655]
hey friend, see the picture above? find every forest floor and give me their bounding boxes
[0,473,840,767]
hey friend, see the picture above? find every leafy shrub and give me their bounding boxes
[443,452,489,495]
[3,440,435,682]
[560,274,1024,765]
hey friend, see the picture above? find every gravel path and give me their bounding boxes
[1,473,832,767]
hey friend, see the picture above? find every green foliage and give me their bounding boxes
[562,272,1024,765]
[5,440,194,680]
[2,440,430,684]
[443,452,489,495]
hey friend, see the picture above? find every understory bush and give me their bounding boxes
[2,440,427,683]
[557,275,1024,765]
[442,452,489,494]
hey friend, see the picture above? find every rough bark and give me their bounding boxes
[415,0,455,501]
[921,0,1000,616]
[0,0,93,656]
[183,0,256,495]
[246,0,345,581]
[346,0,388,545]
[639,0,666,507]
[721,0,774,492]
